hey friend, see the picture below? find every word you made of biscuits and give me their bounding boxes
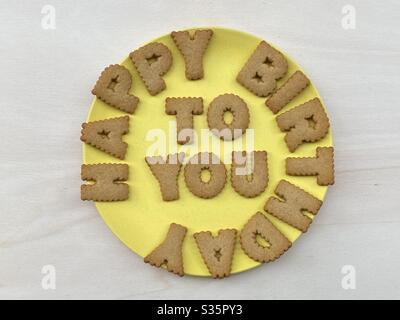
[80,29,335,278]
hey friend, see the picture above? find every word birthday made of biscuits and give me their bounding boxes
[80,29,335,278]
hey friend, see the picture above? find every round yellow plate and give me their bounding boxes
[83,27,333,276]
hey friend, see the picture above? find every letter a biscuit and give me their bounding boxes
[194,229,237,279]
[81,116,129,160]
[144,223,187,276]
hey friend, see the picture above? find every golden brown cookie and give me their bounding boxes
[266,71,310,114]
[240,212,291,263]
[184,152,227,199]
[80,116,129,160]
[207,94,250,141]
[171,29,213,80]
[145,153,184,201]
[165,97,203,145]
[92,64,139,114]
[237,41,288,97]
[276,98,330,152]
[144,223,187,276]
[264,180,322,232]
[129,42,172,96]
[286,147,334,186]
[194,229,237,279]
[231,151,268,198]
[81,164,129,201]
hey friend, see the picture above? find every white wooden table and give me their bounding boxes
[1,0,399,299]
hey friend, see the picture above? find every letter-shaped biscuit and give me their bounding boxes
[266,71,310,114]
[171,29,213,80]
[237,41,288,97]
[144,223,187,276]
[165,97,203,145]
[92,64,139,114]
[207,94,250,141]
[145,153,184,201]
[129,42,172,96]
[194,229,237,279]
[81,164,129,201]
[231,151,268,198]
[264,180,322,232]
[184,152,227,199]
[81,116,129,160]
[286,147,335,186]
[240,212,291,263]
[276,98,330,152]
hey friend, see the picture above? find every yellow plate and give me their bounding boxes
[83,27,333,276]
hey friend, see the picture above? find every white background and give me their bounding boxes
[1,0,399,299]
